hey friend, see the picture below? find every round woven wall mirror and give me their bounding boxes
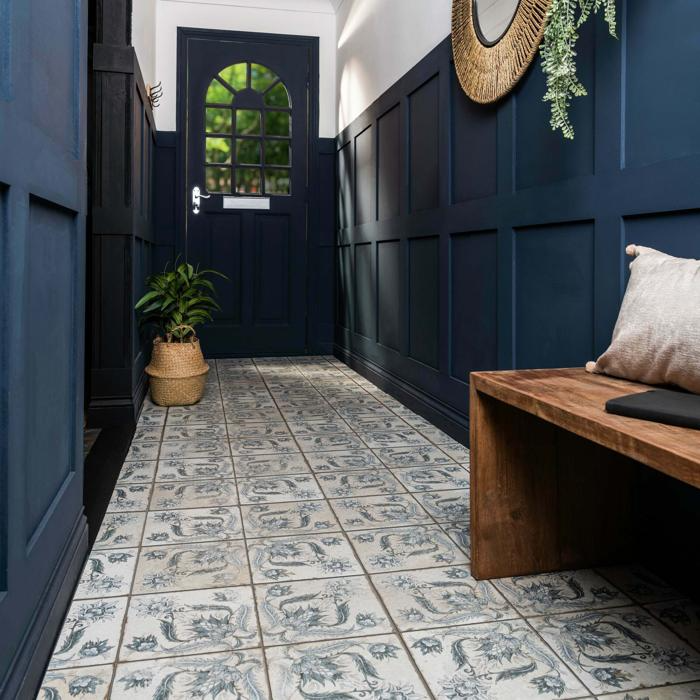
[452,0,552,104]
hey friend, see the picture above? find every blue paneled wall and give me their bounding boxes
[335,0,700,442]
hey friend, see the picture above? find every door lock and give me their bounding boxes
[192,185,211,214]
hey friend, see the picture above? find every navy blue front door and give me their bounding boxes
[0,1,88,695]
[180,30,313,356]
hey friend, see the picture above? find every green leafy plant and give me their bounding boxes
[541,0,617,139]
[135,261,227,341]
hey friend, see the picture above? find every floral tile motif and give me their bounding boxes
[106,483,152,512]
[150,478,238,510]
[441,521,471,557]
[229,436,300,457]
[360,429,431,449]
[286,418,352,435]
[93,512,146,550]
[234,453,310,478]
[531,606,700,694]
[119,586,259,661]
[647,599,700,651]
[317,469,405,498]
[493,570,631,617]
[117,460,156,483]
[74,549,138,599]
[227,422,291,439]
[238,475,323,504]
[113,650,269,699]
[247,533,363,583]
[225,407,284,422]
[137,411,166,427]
[392,465,470,492]
[133,540,250,594]
[598,565,681,604]
[414,489,469,523]
[155,457,235,482]
[125,442,160,461]
[437,443,471,462]
[349,525,468,573]
[165,408,226,425]
[305,449,385,473]
[49,597,128,669]
[161,424,228,441]
[241,501,339,538]
[601,682,700,699]
[330,494,432,531]
[142,507,243,546]
[375,444,454,468]
[336,403,395,418]
[294,433,367,453]
[39,664,114,698]
[159,439,230,460]
[344,415,411,432]
[131,425,164,442]
[373,566,514,631]
[280,407,340,422]
[265,634,429,699]
[256,575,391,645]
[405,619,588,699]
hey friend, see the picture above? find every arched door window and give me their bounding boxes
[204,62,291,196]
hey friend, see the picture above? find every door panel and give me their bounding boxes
[0,0,88,695]
[181,31,311,355]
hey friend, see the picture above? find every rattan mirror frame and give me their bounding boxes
[452,0,553,104]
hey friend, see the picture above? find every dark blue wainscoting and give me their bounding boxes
[335,0,700,443]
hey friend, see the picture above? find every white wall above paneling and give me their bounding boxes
[132,0,158,89]
[336,0,452,132]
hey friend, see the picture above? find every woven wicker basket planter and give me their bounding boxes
[145,335,209,407]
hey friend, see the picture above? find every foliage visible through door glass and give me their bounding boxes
[236,110,261,136]
[236,139,261,165]
[206,79,232,104]
[266,111,290,137]
[264,82,290,108]
[206,166,232,193]
[251,63,276,92]
[265,140,290,166]
[206,107,232,133]
[236,168,262,194]
[206,137,231,164]
[265,169,290,195]
[219,62,247,91]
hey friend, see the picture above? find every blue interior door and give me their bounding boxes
[181,30,311,356]
[0,1,88,695]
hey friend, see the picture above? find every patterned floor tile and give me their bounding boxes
[438,443,471,462]
[112,650,269,699]
[117,460,156,484]
[336,404,395,419]
[360,429,432,449]
[159,439,230,460]
[405,619,588,699]
[392,464,469,492]
[375,444,455,468]
[265,634,429,699]
[150,479,238,509]
[349,525,469,573]
[330,493,432,530]
[225,407,284,422]
[39,664,114,698]
[414,488,469,522]
[48,597,128,669]
[647,599,700,651]
[229,436,300,457]
[133,540,250,594]
[286,418,352,435]
[441,521,471,557]
[247,533,363,583]
[344,415,411,432]
[165,408,226,425]
[305,449,384,472]
[155,457,235,482]
[161,424,228,441]
[600,682,700,699]
[531,606,700,694]
[74,548,138,599]
[119,586,259,661]
[374,565,515,631]
[241,500,339,537]
[316,469,405,498]
[234,453,311,478]
[142,507,243,546]
[125,442,160,461]
[131,425,164,442]
[106,483,152,513]
[238,474,323,504]
[137,411,166,427]
[492,569,630,617]
[256,575,392,645]
[598,565,681,604]
[226,421,291,439]
[93,512,146,550]
[295,432,367,453]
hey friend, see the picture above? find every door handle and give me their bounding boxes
[192,185,211,214]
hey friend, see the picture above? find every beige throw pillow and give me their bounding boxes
[586,244,700,394]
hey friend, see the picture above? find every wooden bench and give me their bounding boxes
[469,368,700,580]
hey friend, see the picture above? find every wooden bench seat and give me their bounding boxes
[469,368,700,580]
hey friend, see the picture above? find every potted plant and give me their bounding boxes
[135,261,227,406]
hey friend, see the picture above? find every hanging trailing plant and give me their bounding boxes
[541,0,617,139]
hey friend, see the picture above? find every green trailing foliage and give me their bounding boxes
[135,261,228,341]
[541,0,617,139]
